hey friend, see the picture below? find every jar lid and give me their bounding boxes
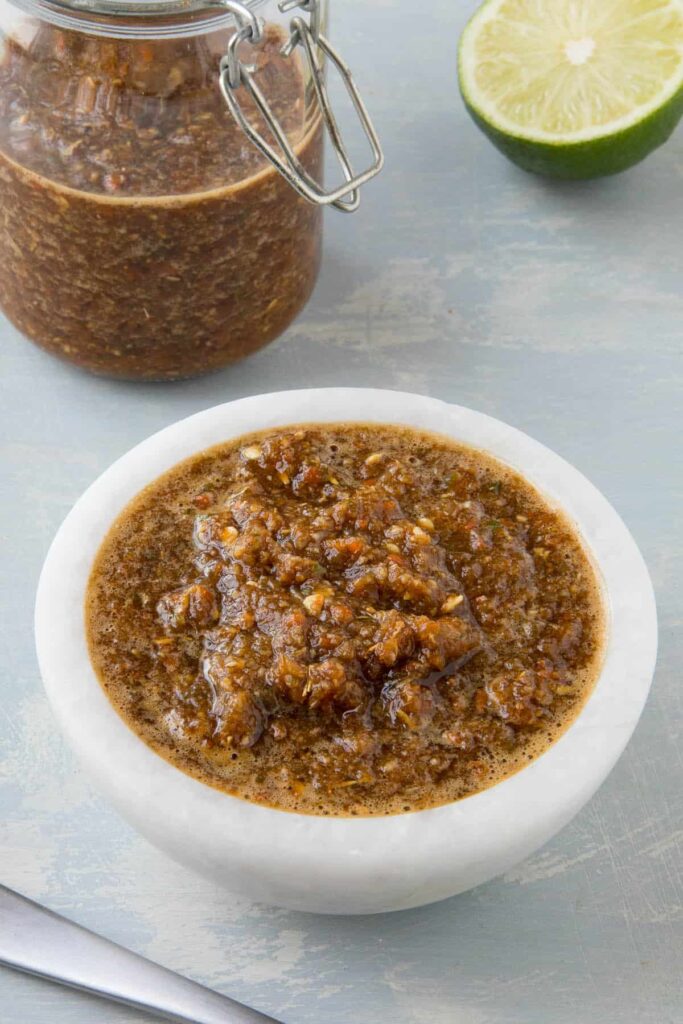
[38,0,260,16]
[10,0,262,38]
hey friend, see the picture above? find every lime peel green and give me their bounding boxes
[458,0,683,179]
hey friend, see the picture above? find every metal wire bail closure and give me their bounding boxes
[218,0,384,212]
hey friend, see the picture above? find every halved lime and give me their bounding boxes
[458,0,683,178]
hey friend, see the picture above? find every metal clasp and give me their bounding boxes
[218,0,384,213]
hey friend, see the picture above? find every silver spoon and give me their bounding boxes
[0,884,282,1023]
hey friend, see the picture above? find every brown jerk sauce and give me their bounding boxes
[0,22,322,378]
[86,424,606,816]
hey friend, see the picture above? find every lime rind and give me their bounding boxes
[463,83,683,178]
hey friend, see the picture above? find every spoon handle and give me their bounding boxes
[0,884,280,1024]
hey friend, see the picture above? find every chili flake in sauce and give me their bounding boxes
[86,425,605,815]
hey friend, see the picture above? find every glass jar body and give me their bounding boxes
[0,0,325,379]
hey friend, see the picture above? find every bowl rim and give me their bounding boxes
[34,388,658,886]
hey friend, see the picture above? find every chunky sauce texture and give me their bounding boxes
[87,425,605,815]
[0,24,321,379]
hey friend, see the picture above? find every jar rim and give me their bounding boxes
[8,0,266,37]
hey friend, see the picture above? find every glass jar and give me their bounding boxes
[0,0,381,379]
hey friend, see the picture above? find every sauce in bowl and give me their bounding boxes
[86,423,605,815]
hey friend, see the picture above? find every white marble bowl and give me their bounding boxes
[35,389,657,914]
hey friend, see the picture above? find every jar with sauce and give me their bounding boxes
[0,0,382,379]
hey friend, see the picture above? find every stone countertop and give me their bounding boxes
[1,1,681,1021]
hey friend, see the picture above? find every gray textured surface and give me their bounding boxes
[1,0,682,1021]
